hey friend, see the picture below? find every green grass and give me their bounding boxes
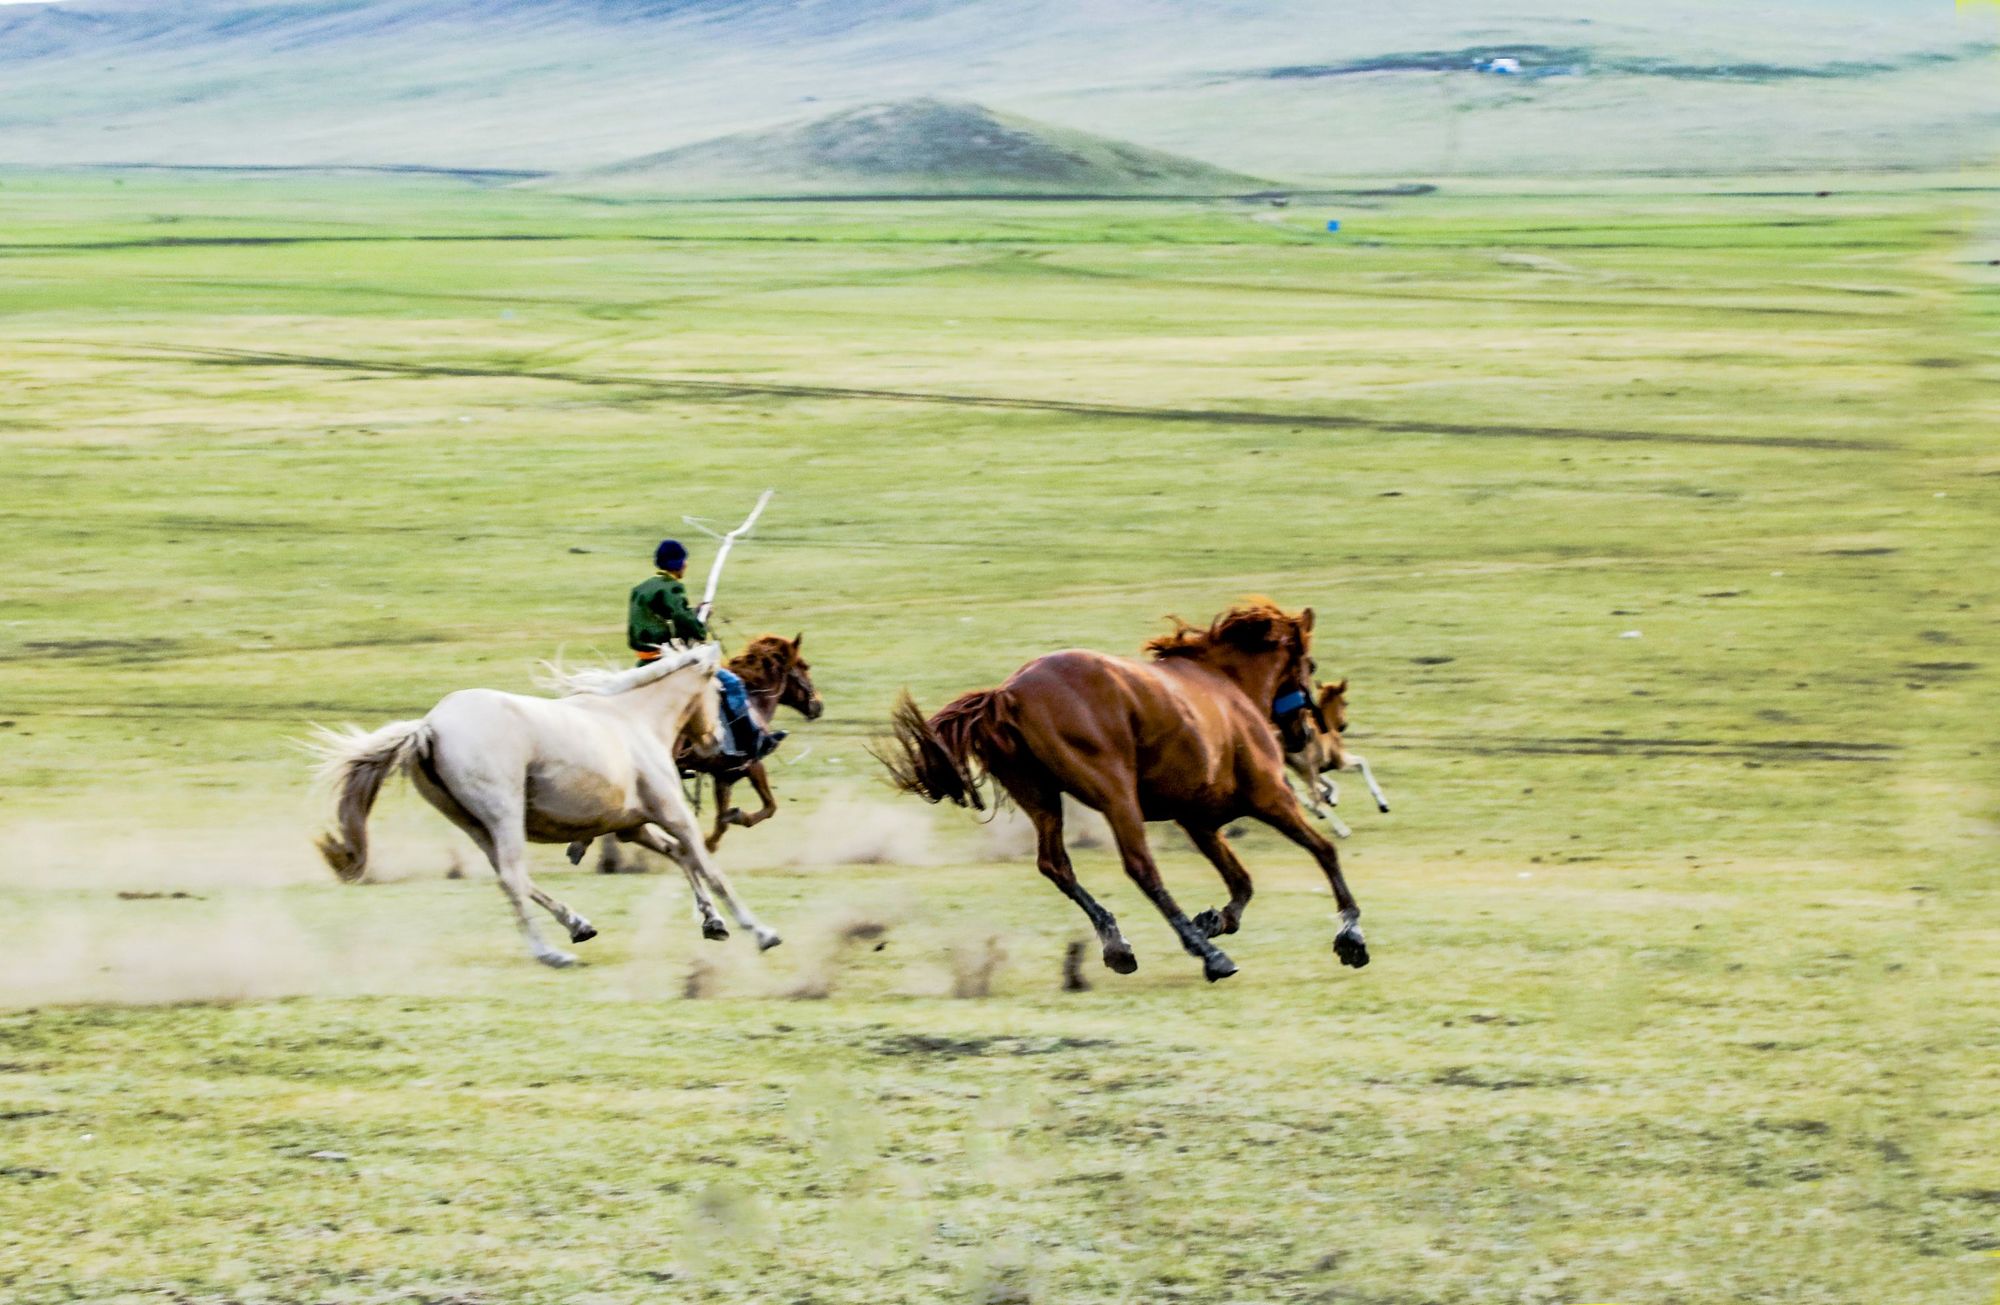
[0,171,1994,1304]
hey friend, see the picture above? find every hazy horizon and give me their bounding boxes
[1,1,1994,181]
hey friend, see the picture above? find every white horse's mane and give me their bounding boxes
[539,642,718,698]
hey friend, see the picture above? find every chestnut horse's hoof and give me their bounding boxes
[702,919,730,942]
[1103,946,1138,975]
[1191,908,1227,940]
[1333,926,1370,969]
[1203,953,1238,983]
[569,921,598,944]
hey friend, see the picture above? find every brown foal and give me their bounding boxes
[880,601,1368,982]
[1285,679,1392,824]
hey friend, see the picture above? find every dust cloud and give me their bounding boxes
[775,786,939,867]
[0,896,413,1010]
[0,814,447,1009]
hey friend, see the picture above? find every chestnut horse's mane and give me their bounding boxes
[1144,598,1299,660]
[727,634,796,690]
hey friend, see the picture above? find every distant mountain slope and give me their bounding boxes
[564,99,1268,196]
[0,0,1993,177]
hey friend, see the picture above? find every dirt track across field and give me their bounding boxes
[123,342,1887,452]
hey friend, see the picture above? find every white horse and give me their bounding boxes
[310,643,782,967]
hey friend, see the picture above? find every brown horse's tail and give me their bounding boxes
[876,689,1011,812]
[307,719,434,882]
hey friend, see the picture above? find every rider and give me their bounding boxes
[629,539,784,762]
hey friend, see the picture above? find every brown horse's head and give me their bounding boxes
[1148,599,1318,741]
[730,634,825,720]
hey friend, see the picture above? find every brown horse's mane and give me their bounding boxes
[1145,598,1298,660]
[727,634,796,691]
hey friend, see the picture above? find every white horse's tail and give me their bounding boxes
[308,719,433,883]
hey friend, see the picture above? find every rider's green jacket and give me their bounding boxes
[628,573,708,650]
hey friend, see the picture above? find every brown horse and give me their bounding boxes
[880,601,1367,982]
[699,633,823,850]
[1285,679,1391,823]
[592,634,822,871]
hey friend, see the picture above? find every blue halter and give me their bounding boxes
[1272,688,1309,719]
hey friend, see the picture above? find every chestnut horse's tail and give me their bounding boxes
[877,689,1012,812]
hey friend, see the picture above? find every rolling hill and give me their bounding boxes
[0,0,1993,178]
[561,99,1270,197]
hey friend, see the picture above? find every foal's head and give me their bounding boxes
[1314,679,1350,737]
[1286,679,1352,806]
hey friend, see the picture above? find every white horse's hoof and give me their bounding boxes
[537,950,579,969]
[754,929,782,952]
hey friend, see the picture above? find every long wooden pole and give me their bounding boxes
[694,489,773,622]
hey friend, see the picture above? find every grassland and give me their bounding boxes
[0,170,1994,1304]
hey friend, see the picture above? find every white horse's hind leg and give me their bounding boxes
[627,825,729,941]
[482,830,578,968]
[500,856,580,968]
[408,748,580,966]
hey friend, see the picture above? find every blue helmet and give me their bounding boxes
[655,539,688,571]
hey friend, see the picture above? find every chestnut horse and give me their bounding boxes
[880,601,1368,982]
[694,634,823,850]
[592,633,823,872]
